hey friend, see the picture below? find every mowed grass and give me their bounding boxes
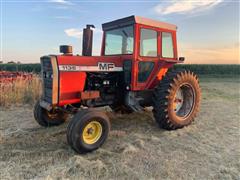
[0,76,239,179]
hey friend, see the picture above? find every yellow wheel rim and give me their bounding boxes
[82,121,102,145]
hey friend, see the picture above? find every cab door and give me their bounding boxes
[132,24,160,91]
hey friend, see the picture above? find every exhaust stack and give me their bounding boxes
[82,24,95,56]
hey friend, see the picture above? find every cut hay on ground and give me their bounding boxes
[0,77,239,179]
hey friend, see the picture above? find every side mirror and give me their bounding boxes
[179,57,185,62]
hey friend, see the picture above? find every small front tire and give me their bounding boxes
[67,110,110,154]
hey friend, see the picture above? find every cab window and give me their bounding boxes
[140,29,157,57]
[105,26,134,55]
[162,32,174,58]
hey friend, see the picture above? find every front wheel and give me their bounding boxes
[33,100,68,127]
[153,70,201,130]
[67,110,110,154]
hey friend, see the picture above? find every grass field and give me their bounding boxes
[0,75,41,107]
[0,76,239,179]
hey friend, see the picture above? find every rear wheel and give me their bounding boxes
[67,110,110,154]
[153,70,201,130]
[33,100,68,127]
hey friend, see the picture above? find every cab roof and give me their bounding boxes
[102,15,177,31]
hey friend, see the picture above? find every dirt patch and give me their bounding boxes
[0,77,239,179]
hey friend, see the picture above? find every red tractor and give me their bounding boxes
[34,16,201,154]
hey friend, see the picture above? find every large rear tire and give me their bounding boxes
[153,70,201,130]
[33,100,68,127]
[67,110,110,154]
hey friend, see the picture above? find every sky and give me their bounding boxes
[0,0,239,64]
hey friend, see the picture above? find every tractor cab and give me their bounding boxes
[101,16,178,60]
[101,16,180,91]
[102,16,179,90]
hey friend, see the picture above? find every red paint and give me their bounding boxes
[58,71,86,106]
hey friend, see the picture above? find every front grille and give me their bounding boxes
[41,57,53,104]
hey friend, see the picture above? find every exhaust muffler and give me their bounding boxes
[82,24,95,56]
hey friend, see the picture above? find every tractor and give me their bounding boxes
[34,16,201,154]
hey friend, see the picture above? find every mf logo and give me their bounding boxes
[98,62,115,71]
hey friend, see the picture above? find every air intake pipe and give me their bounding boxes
[60,45,72,55]
[82,24,95,56]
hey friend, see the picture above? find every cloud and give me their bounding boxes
[154,0,223,15]
[64,28,83,38]
[64,28,102,39]
[49,0,73,5]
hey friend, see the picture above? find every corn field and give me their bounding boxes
[0,64,239,75]
[173,64,240,75]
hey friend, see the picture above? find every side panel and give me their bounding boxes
[58,71,86,106]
